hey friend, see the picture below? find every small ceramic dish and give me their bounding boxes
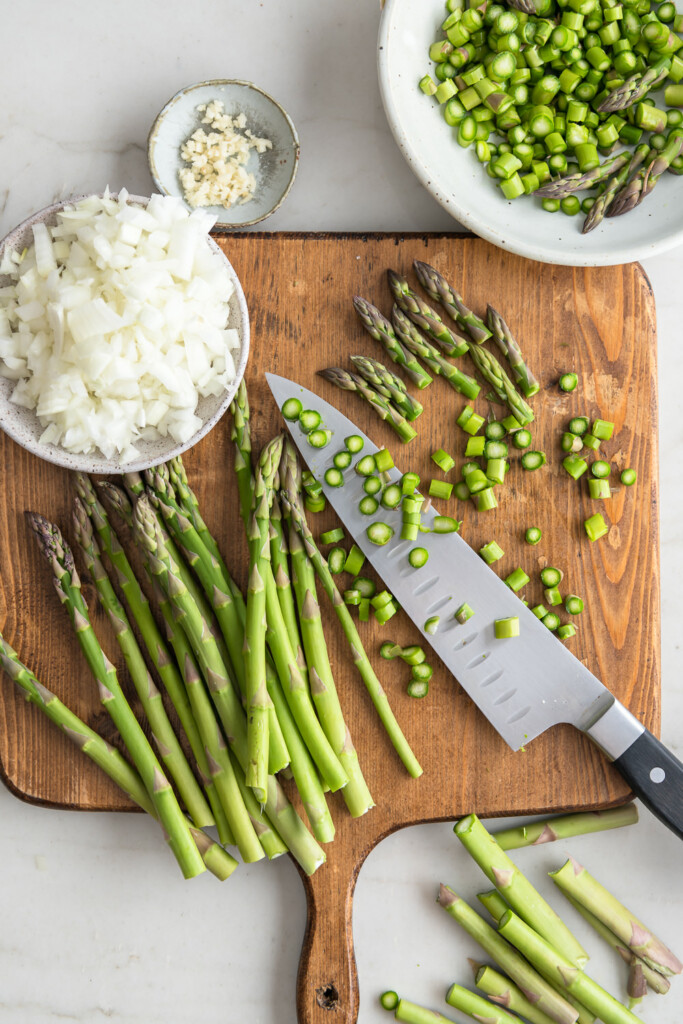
[378,0,683,267]
[0,194,250,475]
[148,79,300,229]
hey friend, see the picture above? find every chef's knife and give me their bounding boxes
[267,373,683,839]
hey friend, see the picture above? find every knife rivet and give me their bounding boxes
[649,767,666,784]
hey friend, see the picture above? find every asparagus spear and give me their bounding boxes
[282,446,374,818]
[565,894,670,996]
[445,983,521,1023]
[639,133,683,203]
[412,260,491,344]
[486,305,540,398]
[492,805,639,850]
[0,633,238,882]
[281,485,422,778]
[454,814,587,967]
[270,491,309,685]
[466,343,535,425]
[474,965,558,1024]
[392,999,456,1024]
[132,495,325,874]
[318,367,417,443]
[229,379,255,530]
[582,146,649,232]
[533,152,630,199]
[498,910,643,1024]
[477,889,510,922]
[437,886,580,1024]
[350,355,424,421]
[352,296,433,389]
[550,857,682,976]
[387,268,470,355]
[25,512,205,881]
[72,497,215,833]
[391,306,481,399]
[597,58,671,113]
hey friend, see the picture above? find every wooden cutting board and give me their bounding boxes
[0,234,659,1024]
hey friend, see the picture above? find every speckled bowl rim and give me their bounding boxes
[0,193,250,474]
[148,79,301,229]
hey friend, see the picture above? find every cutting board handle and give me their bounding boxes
[295,844,367,1024]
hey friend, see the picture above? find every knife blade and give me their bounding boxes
[267,373,683,839]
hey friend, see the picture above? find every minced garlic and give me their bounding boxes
[178,100,273,210]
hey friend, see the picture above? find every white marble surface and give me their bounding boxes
[0,2,681,1022]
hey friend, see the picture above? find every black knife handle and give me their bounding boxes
[585,701,683,840]
[613,731,683,839]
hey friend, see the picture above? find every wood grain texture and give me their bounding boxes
[0,234,659,1023]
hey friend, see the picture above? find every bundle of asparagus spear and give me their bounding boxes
[381,810,681,1024]
[0,381,422,880]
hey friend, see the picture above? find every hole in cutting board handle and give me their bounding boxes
[316,983,340,1011]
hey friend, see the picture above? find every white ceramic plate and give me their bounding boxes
[378,0,683,266]
[148,80,300,229]
[0,194,249,475]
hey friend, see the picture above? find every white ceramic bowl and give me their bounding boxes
[0,194,249,475]
[148,79,300,229]
[378,0,683,266]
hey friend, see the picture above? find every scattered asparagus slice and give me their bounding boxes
[474,964,558,1024]
[454,814,588,968]
[492,805,639,850]
[350,355,424,421]
[565,895,671,996]
[486,305,540,398]
[391,306,481,399]
[132,495,325,875]
[0,633,238,882]
[550,857,682,977]
[437,885,580,1024]
[388,268,471,355]
[283,443,374,818]
[353,295,433,389]
[72,497,215,833]
[318,367,417,443]
[498,909,643,1024]
[412,260,491,344]
[281,485,422,779]
[445,982,520,1023]
[25,511,205,881]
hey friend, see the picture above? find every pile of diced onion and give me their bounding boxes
[0,189,240,462]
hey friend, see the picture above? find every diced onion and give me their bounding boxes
[0,189,239,461]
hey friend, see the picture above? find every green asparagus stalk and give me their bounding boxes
[445,982,521,1023]
[550,857,682,976]
[230,379,255,531]
[132,495,325,874]
[281,484,422,779]
[533,152,630,198]
[454,814,587,967]
[582,146,649,232]
[639,132,683,203]
[607,149,657,217]
[72,497,215,832]
[597,57,671,112]
[465,345,535,425]
[412,260,491,344]
[387,268,470,355]
[477,889,510,922]
[391,306,481,399]
[352,296,433,389]
[564,895,671,996]
[393,999,456,1024]
[318,367,417,443]
[0,633,239,881]
[283,446,374,818]
[486,305,540,398]
[498,910,643,1024]
[437,885,580,1024]
[474,965,558,1024]
[492,805,639,850]
[25,511,205,880]
[350,355,424,421]
[270,491,310,687]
